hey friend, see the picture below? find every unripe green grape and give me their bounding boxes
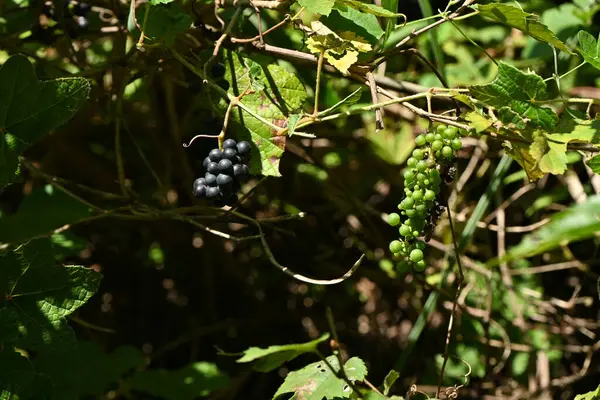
[432,140,443,151]
[412,230,420,237]
[436,124,447,134]
[415,241,426,250]
[401,197,414,209]
[412,149,425,160]
[425,133,435,143]
[416,160,428,172]
[434,133,444,141]
[407,157,417,167]
[435,150,442,158]
[388,213,400,226]
[451,138,462,150]
[423,179,430,186]
[441,146,454,158]
[404,188,412,195]
[404,170,415,181]
[413,185,421,191]
[409,248,424,262]
[415,135,427,147]
[412,190,423,201]
[399,224,411,236]
[416,173,427,182]
[430,169,441,181]
[414,260,426,271]
[405,209,416,217]
[443,126,458,139]
[389,240,403,253]
[415,204,427,213]
[424,189,436,201]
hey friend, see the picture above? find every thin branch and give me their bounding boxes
[366,72,385,131]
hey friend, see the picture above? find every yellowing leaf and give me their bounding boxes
[339,31,373,52]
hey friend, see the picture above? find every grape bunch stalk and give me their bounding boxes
[193,139,251,206]
[387,124,463,271]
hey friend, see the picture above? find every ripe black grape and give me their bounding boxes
[191,138,252,206]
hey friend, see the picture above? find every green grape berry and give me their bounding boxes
[415,241,426,250]
[414,260,426,271]
[404,170,415,181]
[412,190,423,201]
[436,124,447,134]
[412,149,425,160]
[388,213,400,226]
[415,135,427,147]
[401,197,415,209]
[409,248,424,262]
[407,157,417,167]
[399,224,412,236]
[390,240,403,253]
[416,160,428,172]
[424,189,436,201]
[443,126,458,139]
[425,133,435,143]
[441,146,454,158]
[451,138,462,150]
[405,209,416,217]
[417,173,427,183]
[432,140,443,151]
[434,133,443,141]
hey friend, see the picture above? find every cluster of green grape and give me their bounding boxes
[387,124,462,271]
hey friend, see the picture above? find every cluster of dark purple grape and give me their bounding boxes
[193,139,251,206]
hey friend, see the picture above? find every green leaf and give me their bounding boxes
[299,0,335,16]
[223,51,307,177]
[381,0,400,47]
[0,348,35,400]
[236,333,329,372]
[383,370,399,395]
[512,352,529,377]
[149,0,174,4]
[365,122,414,165]
[577,31,600,71]
[0,308,20,344]
[0,186,92,245]
[287,114,301,136]
[587,154,600,174]
[465,111,493,132]
[476,3,573,54]
[365,393,405,400]
[505,195,600,260]
[469,62,557,130]
[321,87,364,116]
[575,384,600,400]
[128,362,229,400]
[325,5,384,43]
[273,356,368,399]
[336,0,401,18]
[0,55,90,188]
[504,141,545,181]
[33,341,145,400]
[0,239,102,350]
[134,3,192,45]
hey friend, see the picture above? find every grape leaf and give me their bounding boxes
[223,51,307,177]
[0,348,35,400]
[0,185,92,245]
[577,31,600,71]
[306,22,372,74]
[381,0,400,47]
[337,0,401,18]
[587,154,600,174]
[325,5,384,44]
[149,0,174,4]
[365,394,405,400]
[273,356,367,399]
[0,239,102,350]
[128,362,229,400]
[132,3,192,45]
[0,55,90,188]
[469,62,557,130]
[299,0,335,16]
[476,4,573,54]
[236,333,329,372]
[465,111,493,133]
[575,384,600,400]
[383,370,399,395]
[33,341,145,400]
[504,141,545,181]
[505,195,600,260]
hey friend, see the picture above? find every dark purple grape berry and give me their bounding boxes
[217,159,233,174]
[222,147,237,161]
[207,162,219,173]
[194,185,206,198]
[202,157,211,168]
[193,177,206,189]
[223,138,237,149]
[236,141,251,156]
[74,2,91,16]
[217,174,234,186]
[217,79,230,91]
[233,164,249,179]
[208,149,222,162]
[211,63,226,79]
[204,173,217,186]
[205,187,220,198]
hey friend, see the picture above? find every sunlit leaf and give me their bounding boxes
[577,30,600,71]
[299,0,335,16]
[587,154,600,174]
